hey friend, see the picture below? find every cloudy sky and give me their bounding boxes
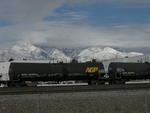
[0,0,150,51]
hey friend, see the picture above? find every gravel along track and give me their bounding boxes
[1,83,150,95]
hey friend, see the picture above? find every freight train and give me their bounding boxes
[0,60,150,87]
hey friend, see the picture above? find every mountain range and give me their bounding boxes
[0,43,144,62]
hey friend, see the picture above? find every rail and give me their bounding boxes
[1,83,150,95]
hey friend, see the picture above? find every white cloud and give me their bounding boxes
[0,0,149,24]
[1,21,149,48]
[0,0,66,24]
[0,0,150,48]
[25,23,150,48]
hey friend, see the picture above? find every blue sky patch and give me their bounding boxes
[43,2,150,26]
[0,20,13,27]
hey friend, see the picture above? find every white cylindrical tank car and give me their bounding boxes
[0,62,10,81]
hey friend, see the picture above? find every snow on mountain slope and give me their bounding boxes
[0,49,9,61]
[48,49,71,63]
[10,43,72,62]
[11,43,47,60]
[78,47,143,62]
[0,43,144,62]
[0,49,19,61]
[127,52,144,57]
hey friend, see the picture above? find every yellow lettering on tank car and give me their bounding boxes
[85,67,99,73]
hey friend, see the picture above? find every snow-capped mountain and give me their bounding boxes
[78,47,143,62]
[0,49,10,61]
[11,43,47,60]
[10,43,72,62]
[47,49,71,63]
[0,43,144,62]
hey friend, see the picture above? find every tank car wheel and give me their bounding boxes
[87,80,96,85]
[109,81,116,85]
[109,80,125,85]
[88,80,105,85]
[115,80,126,84]
[7,81,27,87]
[97,81,105,85]
[88,81,92,85]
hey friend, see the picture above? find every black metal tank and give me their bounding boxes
[108,62,150,80]
[8,61,104,82]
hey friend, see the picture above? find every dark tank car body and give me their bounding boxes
[8,61,105,84]
[1,60,150,87]
[108,62,150,84]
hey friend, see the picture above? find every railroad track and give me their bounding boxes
[1,83,150,95]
